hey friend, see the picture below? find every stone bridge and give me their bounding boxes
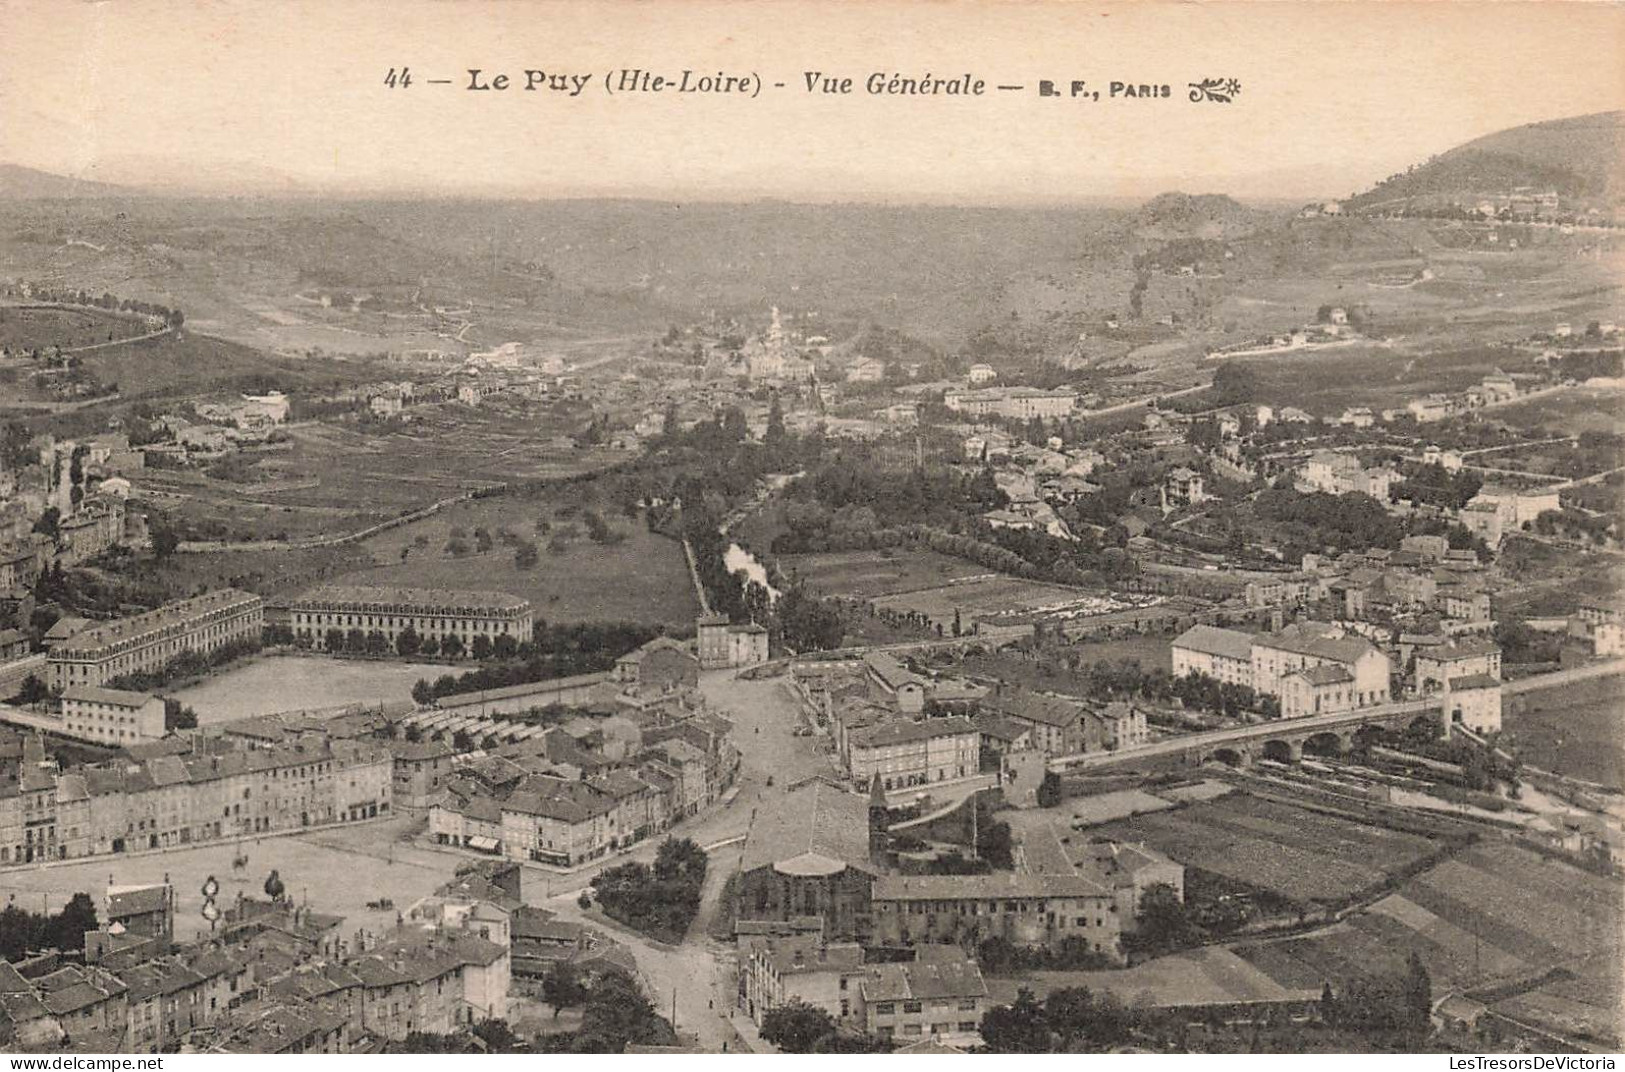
[1052,697,1445,773]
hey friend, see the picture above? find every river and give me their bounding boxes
[725,542,780,602]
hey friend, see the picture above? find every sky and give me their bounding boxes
[1,0,1621,204]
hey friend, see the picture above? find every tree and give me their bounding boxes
[12,674,48,706]
[1132,882,1195,955]
[1037,770,1062,808]
[264,869,286,901]
[471,635,493,661]
[163,698,198,731]
[760,1001,837,1053]
[345,628,367,652]
[150,520,181,558]
[1403,950,1432,1030]
[542,962,587,1018]
[442,634,465,659]
[979,988,1053,1053]
[46,892,99,955]
[324,628,345,653]
[397,626,422,657]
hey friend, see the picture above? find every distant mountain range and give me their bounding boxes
[0,164,132,199]
[1346,110,1622,213]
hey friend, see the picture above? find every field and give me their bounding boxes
[1089,792,1444,907]
[330,492,700,627]
[1235,843,1622,1045]
[1233,343,1544,417]
[870,575,1165,631]
[985,945,1313,1008]
[0,304,148,350]
[141,404,626,546]
[778,548,988,597]
[1502,675,1625,790]
[1493,381,1625,437]
[171,654,455,723]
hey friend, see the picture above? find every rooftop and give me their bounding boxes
[292,584,530,613]
[62,684,158,709]
[54,590,261,655]
[741,778,875,878]
[1172,624,1254,662]
[862,959,988,1003]
[875,870,1107,902]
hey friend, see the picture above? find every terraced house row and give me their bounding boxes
[0,733,391,866]
[46,588,265,691]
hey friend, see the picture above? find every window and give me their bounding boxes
[874,1003,895,1016]
[903,1001,922,1014]
[958,1021,978,1032]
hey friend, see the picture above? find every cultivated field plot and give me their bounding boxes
[333,494,700,627]
[1236,843,1623,1043]
[1502,675,1625,790]
[1236,343,1544,417]
[985,945,1316,1009]
[1494,382,1625,437]
[1089,793,1442,906]
[779,549,988,597]
[0,304,143,350]
[871,575,1159,631]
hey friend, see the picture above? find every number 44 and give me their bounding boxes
[384,67,413,88]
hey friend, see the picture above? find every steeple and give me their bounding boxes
[867,776,890,862]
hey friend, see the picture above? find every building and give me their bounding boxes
[59,685,167,745]
[1443,675,1502,734]
[290,586,532,655]
[737,935,866,1027]
[390,739,456,813]
[943,387,1078,420]
[1469,485,1561,529]
[1415,638,1502,692]
[857,958,988,1049]
[1171,625,1255,688]
[696,615,770,670]
[1251,622,1391,710]
[1163,467,1205,508]
[978,690,1089,757]
[870,872,1122,960]
[1299,452,1396,501]
[47,589,264,691]
[1076,841,1185,931]
[966,364,997,385]
[735,779,878,941]
[846,717,979,792]
[862,653,928,714]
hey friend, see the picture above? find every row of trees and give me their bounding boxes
[408,621,661,704]
[108,635,262,692]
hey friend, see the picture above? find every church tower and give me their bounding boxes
[867,775,890,863]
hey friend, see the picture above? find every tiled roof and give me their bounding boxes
[741,778,875,877]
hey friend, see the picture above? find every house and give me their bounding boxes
[1163,467,1205,508]
[856,956,989,1049]
[1415,638,1501,692]
[846,358,886,383]
[863,653,928,713]
[737,935,866,1027]
[846,717,979,792]
[696,615,770,669]
[1443,675,1502,734]
[966,364,997,385]
[979,689,1091,757]
[390,739,456,813]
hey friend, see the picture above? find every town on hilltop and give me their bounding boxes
[1,105,1623,1058]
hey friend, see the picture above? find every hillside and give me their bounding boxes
[0,164,132,199]
[1346,111,1623,214]
[1132,192,1265,241]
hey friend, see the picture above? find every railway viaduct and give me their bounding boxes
[1051,696,1446,772]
